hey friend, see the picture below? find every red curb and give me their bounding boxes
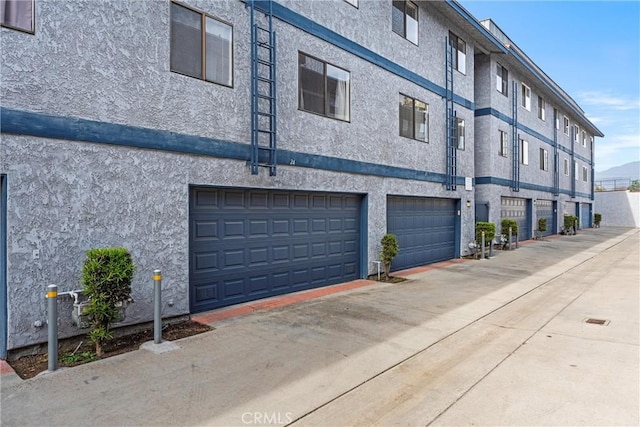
[192,279,377,325]
[1,359,16,375]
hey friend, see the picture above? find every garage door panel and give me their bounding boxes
[501,197,530,241]
[536,199,554,237]
[387,196,456,271]
[190,188,361,312]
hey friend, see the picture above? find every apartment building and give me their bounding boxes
[0,0,601,355]
[474,20,602,240]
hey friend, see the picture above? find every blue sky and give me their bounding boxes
[459,0,640,172]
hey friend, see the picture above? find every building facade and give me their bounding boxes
[0,0,601,355]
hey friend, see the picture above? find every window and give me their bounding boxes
[574,161,579,181]
[563,158,569,176]
[555,109,560,130]
[573,125,579,143]
[392,1,418,44]
[456,118,465,150]
[563,116,570,135]
[298,53,350,122]
[344,0,358,6]
[399,94,428,142]
[519,139,528,165]
[582,166,588,182]
[590,136,594,151]
[540,148,548,171]
[582,130,587,147]
[499,130,508,157]
[521,83,531,110]
[496,64,508,96]
[538,96,545,121]
[449,32,466,74]
[1,0,34,33]
[170,2,233,87]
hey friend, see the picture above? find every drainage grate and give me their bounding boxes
[584,318,609,325]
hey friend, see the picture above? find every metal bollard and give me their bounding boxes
[153,270,162,344]
[47,284,58,372]
[481,231,485,260]
[508,227,513,250]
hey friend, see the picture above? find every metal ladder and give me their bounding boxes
[445,37,457,191]
[249,0,277,176]
[553,109,560,196]
[511,80,520,191]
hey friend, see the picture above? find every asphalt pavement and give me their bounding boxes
[1,227,638,426]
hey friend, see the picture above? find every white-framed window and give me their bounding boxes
[456,118,465,150]
[521,83,531,110]
[170,2,233,87]
[582,166,588,182]
[392,1,418,45]
[555,109,560,130]
[449,32,466,74]
[496,63,508,96]
[344,0,358,7]
[499,130,508,157]
[590,136,594,151]
[519,139,529,165]
[563,116,570,135]
[538,96,545,121]
[582,130,587,147]
[574,161,579,181]
[573,125,579,143]
[0,0,34,33]
[563,158,569,176]
[540,148,548,171]
[399,94,428,142]
[299,52,351,122]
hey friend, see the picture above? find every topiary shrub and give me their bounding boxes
[594,213,602,228]
[501,218,519,237]
[563,214,578,235]
[82,248,135,356]
[538,217,547,232]
[380,234,399,280]
[475,222,496,247]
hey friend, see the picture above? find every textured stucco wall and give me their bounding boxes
[595,192,640,228]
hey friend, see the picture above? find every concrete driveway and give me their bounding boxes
[1,227,638,426]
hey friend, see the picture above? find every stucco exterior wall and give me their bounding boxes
[595,192,640,228]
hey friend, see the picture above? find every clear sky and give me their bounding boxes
[459,0,640,172]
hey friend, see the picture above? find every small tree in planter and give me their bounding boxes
[563,215,578,235]
[501,218,519,247]
[82,248,135,356]
[594,213,602,228]
[380,234,399,281]
[537,217,547,239]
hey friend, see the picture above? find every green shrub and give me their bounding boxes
[594,213,602,227]
[537,217,547,232]
[380,234,399,280]
[475,222,495,246]
[501,218,519,236]
[82,248,135,356]
[563,215,578,234]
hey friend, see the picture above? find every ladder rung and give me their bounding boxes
[257,111,274,117]
[256,94,274,100]
[257,76,274,83]
[256,58,273,67]
[257,129,275,134]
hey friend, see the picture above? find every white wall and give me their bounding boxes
[594,191,640,228]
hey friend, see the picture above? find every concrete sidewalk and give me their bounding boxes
[1,227,638,426]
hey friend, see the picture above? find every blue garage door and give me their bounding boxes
[536,199,555,237]
[189,188,361,313]
[580,203,591,228]
[501,197,530,241]
[387,196,456,272]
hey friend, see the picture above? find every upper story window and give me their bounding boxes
[519,139,529,165]
[456,118,465,150]
[449,32,466,74]
[573,125,579,143]
[496,64,508,96]
[582,130,587,147]
[574,161,579,181]
[539,148,548,171]
[399,94,428,142]
[521,83,531,110]
[554,109,560,130]
[1,0,34,33]
[538,96,545,121]
[170,2,233,87]
[582,166,588,182]
[563,116,570,135]
[590,136,594,151]
[563,158,569,176]
[392,0,418,45]
[299,52,350,122]
[499,130,508,157]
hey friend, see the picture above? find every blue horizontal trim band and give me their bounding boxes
[475,176,590,198]
[252,0,474,110]
[475,108,592,164]
[1,108,466,186]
